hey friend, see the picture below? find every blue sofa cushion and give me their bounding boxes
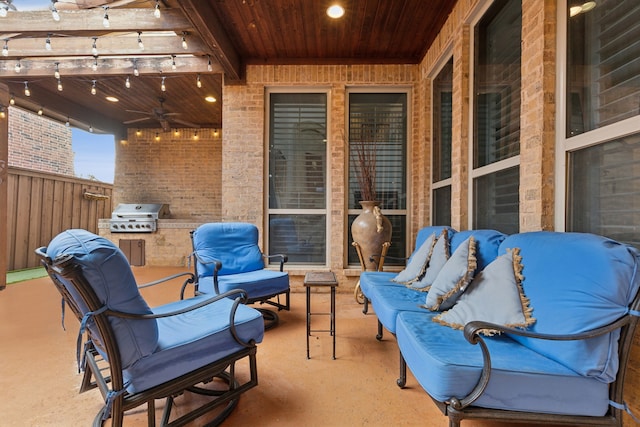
[433,248,535,335]
[391,232,435,285]
[124,295,264,393]
[46,229,158,370]
[423,236,477,311]
[396,311,610,416]
[197,270,289,300]
[409,229,451,290]
[498,231,640,383]
[367,284,437,334]
[192,223,265,277]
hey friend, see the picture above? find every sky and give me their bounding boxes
[72,128,115,183]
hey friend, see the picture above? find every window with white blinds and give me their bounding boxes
[268,93,327,265]
[432,57,453,225]
[564,0,640,248]
[347,92,408,265]
[567,0,640,136]
[472,0,521,234]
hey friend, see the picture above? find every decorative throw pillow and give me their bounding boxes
[422,236,477,311]
[432,248,536,336]
[408,229,450,291]
[391,233,436,284]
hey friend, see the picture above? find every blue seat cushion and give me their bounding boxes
[359,271,398,299]
[499,232,640,382]
[46,229,158,370]
[124,296,264,393]
[197,270,289,300]
[396,311,610,416]
[367,285,435,334]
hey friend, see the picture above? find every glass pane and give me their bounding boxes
[348,93,407,210]
[567,0,640,137]
[433,58,453,182]
[568,134,640,248]
[433,186,452,226]
[269,93,327,210]
[269,214,326,264]
[347,214,406,266]
[473,0,521,168]
[473,166,520,234]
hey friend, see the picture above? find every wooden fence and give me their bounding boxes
[6,166,113,271]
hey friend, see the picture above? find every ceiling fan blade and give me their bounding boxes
[123,117,152,124]
[172,118,201,128]
[164,112,181,116]
[125,110,152,115]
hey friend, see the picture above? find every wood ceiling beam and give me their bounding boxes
[0,56,222,77]
[0,9,191,33]
[178,0,243,82]
[0,34,208,58]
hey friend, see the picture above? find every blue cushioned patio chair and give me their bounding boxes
[36,229,264,427]
[190,222,291,330]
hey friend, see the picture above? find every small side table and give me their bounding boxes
[304,271,338,359]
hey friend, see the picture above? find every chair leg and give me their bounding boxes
[397,351,407,388]
[376,320,384,341]
[257,307,280,330]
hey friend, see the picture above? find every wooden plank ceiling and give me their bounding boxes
[0,0,455,136]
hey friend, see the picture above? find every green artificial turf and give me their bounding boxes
[6,267,48,285]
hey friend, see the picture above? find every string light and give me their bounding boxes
[171,55,177,70]
[137,32,144,50]
[125,76,131,88]
[2,40,8,57]
[54,62,60,79]
[51,1,60,21]
[91,37,98,56]
[65,117,70,127]
[45,35,52,51]
[38,107,44,116]
[181,32,188,50]
[154,132,160,141]
[196,74,202,88]
[154,0,161,18]
[15,60,21,73]
[23,82,30,97]
[91,80,97,95]
[92,56,98,71]
[57,78,63,91]
[102,6,110,28]
[193,131,199,140]
[161,76,166,92]
[89,125,94,133]
[133,60,139,76]
[207,55,212,72]
[10,94,15,105]
[0,107,7,120]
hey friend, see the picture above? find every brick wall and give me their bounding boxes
[113,128,222,220]
[8,106,74,175]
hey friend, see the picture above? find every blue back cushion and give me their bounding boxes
[46,229,158,369]
[451,229,506,271]
[498,231,640,382]
[192,222,265,277]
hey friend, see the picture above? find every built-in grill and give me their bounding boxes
[109,203,170,233]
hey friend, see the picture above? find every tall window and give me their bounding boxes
[267,92,327,264]
[432,57,453,226]
[347,92,408,265]
[564,0,640,247]
[472,0,521,234]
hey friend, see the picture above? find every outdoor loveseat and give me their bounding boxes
[360,227,640,426]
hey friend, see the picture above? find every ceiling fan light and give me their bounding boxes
[327,4,345,19]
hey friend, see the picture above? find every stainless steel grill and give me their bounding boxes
[109,203,170,233]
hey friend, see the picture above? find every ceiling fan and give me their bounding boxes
[123,97,200,132]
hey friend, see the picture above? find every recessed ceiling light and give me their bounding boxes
[205,96,217,103]
[327,4,345,19]
[105,96,119,102]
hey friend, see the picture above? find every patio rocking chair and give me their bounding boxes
[36,229,265,427]
[190,222,290,330]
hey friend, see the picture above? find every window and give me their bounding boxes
[563,0,640,247]
[472,0,521,234]
[347,92,408,265]
[432,57,453,225]
[267,92,328,264]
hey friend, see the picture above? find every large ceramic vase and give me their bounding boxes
[351,200,392,271]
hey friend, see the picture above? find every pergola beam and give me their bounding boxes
[0,9,191,33]
[0,56,222,77]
